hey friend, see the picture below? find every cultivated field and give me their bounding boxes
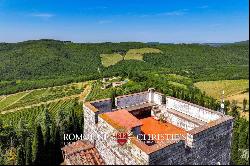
[194,79,249,119]
[194,79,249,99]
[0,82,87,112]
[100,53,123,67]
[124,48,162,61]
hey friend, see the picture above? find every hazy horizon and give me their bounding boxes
[0,38,249,44]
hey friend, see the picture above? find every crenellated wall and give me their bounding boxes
[153,92,164,105]
[116,92,149,108]
[166,97,221,123]
[162,110,199,131]
[91,99,112,113]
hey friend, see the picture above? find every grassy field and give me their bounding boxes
[194,79,249,119]
[100,53,123,67]
[100,48,162,67]
[0,82,86,112]
[194,79,249,99]
[124,48,162,61]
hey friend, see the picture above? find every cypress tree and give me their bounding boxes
[32,125,44,165]
[16,146,25,165]
[25,137,32,165]
[238,122,248,149]
[44,127,53,165]
[111,89,116,109]
[0,119,3,131]
[0,147,4,165]
[231,100,240,119]
[52,127,63,165]
[242,98,248,112]
[231,129,240,164]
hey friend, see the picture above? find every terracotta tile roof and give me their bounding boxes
[99,109,143,131]
[61,140,105,165]
[128,117,187,154]
[140,117,187,139]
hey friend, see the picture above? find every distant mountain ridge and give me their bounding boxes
[201,40,249,47]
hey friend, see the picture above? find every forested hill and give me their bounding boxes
[0,39,248,94]
[0,40,146,80]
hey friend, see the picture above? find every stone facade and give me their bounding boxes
[83,89,234,165]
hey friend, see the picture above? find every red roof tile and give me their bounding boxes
[100,109,143,131]
[61,140,105,165]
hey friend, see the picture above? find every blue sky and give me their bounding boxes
[0,0,249,43]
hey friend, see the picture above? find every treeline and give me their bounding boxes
[0,99,83,165]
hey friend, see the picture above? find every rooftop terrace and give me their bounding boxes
[84,89,233,154]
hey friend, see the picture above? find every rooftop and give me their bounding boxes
[61,140,105,165]
[84,90,234,154]
[140,117,187,140]
[100,109,143,131]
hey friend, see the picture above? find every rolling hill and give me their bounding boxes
[0,39,248,95]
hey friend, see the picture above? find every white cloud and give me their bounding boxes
[209,24,222,28]
[98,20,112,24]
[31,13,55,18]
[157,10,187,16]
[86,6,108,10]
[198,5,209,9]
[136,9,188,17]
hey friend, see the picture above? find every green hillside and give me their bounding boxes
[0,40,248,95]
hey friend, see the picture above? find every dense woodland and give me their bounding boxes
[0,39,248,95]
[0,40,249,165]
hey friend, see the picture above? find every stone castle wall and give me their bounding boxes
[83,105,149,165]
[153,92,164,105]
[91,99,112,113]
[166,97,221,122]
[83,91,233,165]
[147,118,233,165]
[185,119,234,165]
[162,110,199,131]
[116,92,149,108]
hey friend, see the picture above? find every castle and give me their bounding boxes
[62,88,234,165]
